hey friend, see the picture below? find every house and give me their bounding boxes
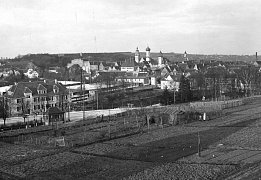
[0,68,20,77]
[103,62,120,71]
[5,80,70,116]
[121,59,138,72]
[99,62,105,71]
[48,66,60,74]
[161,66,172,77]
[24,69,39,79]
[116,72,150,85]
[178,62,189,72]
[67,59,91,73]
[26,62,38,70]
[90,61,100,71]
[161,74,181,90]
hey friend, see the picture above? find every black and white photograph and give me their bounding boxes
[1,0,261,179]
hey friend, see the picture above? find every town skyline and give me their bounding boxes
[1,0,261,58]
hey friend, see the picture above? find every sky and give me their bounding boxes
[0,0,261,58]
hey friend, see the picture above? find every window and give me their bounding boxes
[34,97,37,102]
[25,94,31,98]
[38,90,46,94]
[17,107,21,112]
[17,99,21,104]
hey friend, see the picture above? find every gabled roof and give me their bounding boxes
[7,81,68,98]
[178,63,189,71]
[90,61,100,65]
[121,59,138,67]
[161,66,172,74]
[162,74,181,82]
[46,107,64,115]
[24,87,32,93]
[37,84,47,91]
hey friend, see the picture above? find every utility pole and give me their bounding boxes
[83,75,85,121]
[67,70,70,122]
[173,87,176,104]
[198,132,201,157]
[96,91,99,110]
[80,55,85,122]
[2,95,6,126]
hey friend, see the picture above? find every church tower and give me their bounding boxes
[184,51,188,61]
[158,51,163,66]
[135,47,140,63]
[146,46,151,62]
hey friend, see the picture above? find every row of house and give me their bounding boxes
[67,59,120,73]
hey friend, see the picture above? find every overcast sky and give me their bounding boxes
[0,0,261,57]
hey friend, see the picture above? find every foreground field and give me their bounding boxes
[1,98,261,179]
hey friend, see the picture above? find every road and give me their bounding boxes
[0,108,128,125]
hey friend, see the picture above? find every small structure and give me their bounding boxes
[46,107,65,125]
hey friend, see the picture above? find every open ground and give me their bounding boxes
[1,98,261,179]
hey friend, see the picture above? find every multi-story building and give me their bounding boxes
[5,80,70,116]
[116,72,150,86]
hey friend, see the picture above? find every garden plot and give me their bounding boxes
[74,126,210,156]
[181,147,261,165]
[0,142,57,164]
[0,152,92,178]
[123,162,237,180]
[212,120,261,149]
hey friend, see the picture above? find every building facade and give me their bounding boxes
[5,80,70,116]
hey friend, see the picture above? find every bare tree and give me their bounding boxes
[0,96,8,125]
[235,65,258,96]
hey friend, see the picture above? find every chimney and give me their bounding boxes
[256,52,258,61]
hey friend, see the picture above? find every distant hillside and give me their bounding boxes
[5,52,259,70]
[8,53,132,69]
[119,52,259,62]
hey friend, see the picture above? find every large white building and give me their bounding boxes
[67,59,91,73]
[24,69,39,79]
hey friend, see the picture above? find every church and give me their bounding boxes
[134,46,166,69]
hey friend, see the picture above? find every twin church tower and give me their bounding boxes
[134,46,164,66]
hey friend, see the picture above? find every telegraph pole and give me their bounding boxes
[96,91,99,110]
[83,74,85,121]
[80,56,85,122]
[173,88,176,104]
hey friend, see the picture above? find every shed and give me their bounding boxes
[46,107,65,124]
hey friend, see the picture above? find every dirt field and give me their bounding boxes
[1,97,261,179]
